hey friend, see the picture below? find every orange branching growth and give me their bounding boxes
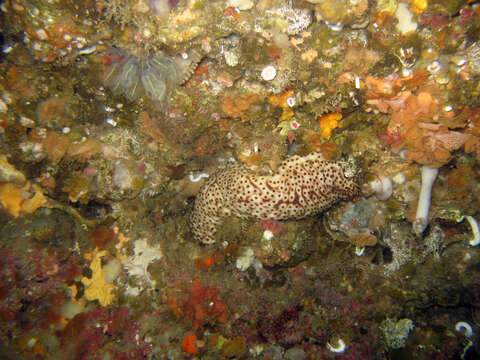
[365,70,429,99]
[366,72,476,167]
[342,47,382,75]
[303,130,322,152]
[193,129,225,155]
[402,122,470,166]
[36,96,70,124]
[317,142,338,160]
[29,130,70,163]
[66,139,101,162]
[267,44,282,61]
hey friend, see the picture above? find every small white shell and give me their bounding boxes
[261,65,277,81]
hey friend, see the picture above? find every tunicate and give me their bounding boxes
[105,57,141,100]
[103,258,123,283]
[104,49,202,102]
[236,247,255,271]
[141,66,167,101]
[60,301,84,320]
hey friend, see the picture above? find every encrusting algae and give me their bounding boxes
[191,152,359,244]
[318,113,343,140]
[0,182,48,217]
[81,250,117,307]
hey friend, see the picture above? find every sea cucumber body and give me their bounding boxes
[191,153,359,244]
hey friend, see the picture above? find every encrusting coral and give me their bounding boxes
[191,152,359,244]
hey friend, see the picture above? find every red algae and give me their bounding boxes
[167,279,229,330]
[91,226,115,248]
[181,333,200,355]
[259,219,284,236]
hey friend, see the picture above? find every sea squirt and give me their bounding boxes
[103,48,203,102]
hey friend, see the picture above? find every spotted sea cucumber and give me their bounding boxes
[191,152,359,244]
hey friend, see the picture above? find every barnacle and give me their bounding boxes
[103,48,203,102]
